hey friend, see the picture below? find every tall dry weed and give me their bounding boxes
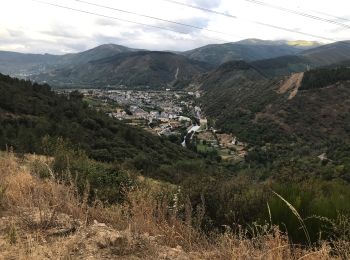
[0,152,347,259]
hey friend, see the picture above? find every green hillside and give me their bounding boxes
[0,73,202,182]
[0,44,137,76]
[301,41,350,66]
[34,51,212,89]
[300,67,350,90]
[200,62,350,157]
[251,55,311,77]
[184,39,319,66]
[1,74,350,245]
[2,40,349,89]
[245,41,350,78]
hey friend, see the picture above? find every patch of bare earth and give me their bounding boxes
[277,72,304,100]
[0,211,194,259]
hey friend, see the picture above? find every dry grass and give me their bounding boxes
[0,151,348,259]
[1,152,84,222]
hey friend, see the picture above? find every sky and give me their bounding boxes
[0,0,349,54]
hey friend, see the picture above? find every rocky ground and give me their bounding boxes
[0,208,193,259]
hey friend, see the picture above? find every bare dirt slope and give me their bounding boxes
[277,72,304,99]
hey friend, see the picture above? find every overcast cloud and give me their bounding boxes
[0,0,349,54]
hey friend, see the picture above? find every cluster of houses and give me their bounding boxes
[108,105,184,122]
[104,89,193,109]
[79,88,248,160]
[195,130,248,159]
[107,104,207,137]
[94,89,206,137]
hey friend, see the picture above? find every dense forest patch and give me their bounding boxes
[300,67,350,90]
[0,74,204,182]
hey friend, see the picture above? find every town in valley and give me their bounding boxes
[58,88,247,161]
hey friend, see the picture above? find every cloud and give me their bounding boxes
[152,17,211,35]
[1,0,349,54]
[6,29,25,38]
[41,23,84,39]
[329,26,349,33]
[180,17,210,30]
[58,42,89,52]
[95,18,118,26]
[0,38,64,54]
[187,0,222,9]
[324,15,350,24]
[0,27,87,54]
[91,34,127,46]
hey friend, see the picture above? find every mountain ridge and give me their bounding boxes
[1,39,349,89]
[0,39,322,76]
[34,50,212,88]
[183,39,322,66]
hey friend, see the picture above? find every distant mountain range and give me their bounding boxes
[250,41,350,77]
[0,44,140,76]
[183,39,321,66]
[1,39,350,89]
[300,41,350,66]
[34,51,211,88]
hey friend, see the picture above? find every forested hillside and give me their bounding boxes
[193,65,350,243]
[2,40,349,89]
[184,39,319,66]
[34,51,212,89]
[0,51,59,76]
[0,44,137,76]
[0,74,203,182]
[250,55,311,77]
[244,41,350,78]
[300,67,350,90]
[1,74,350,247]
[200,63,350,145]
[301,41,350,66]
[200,64,350,182]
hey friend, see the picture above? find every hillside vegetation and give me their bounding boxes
[251,55,311,77]
[0,44,137,76]
[300,67,350,90]
[1,152,349,259]
[1,74,350,252]
[34,51,211,89]
[1,40,349,89]
[0,73,205,182]
[301,41,350,66]
[184,39,319,66]
[245,41,350,78]
[200,63,350,148]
